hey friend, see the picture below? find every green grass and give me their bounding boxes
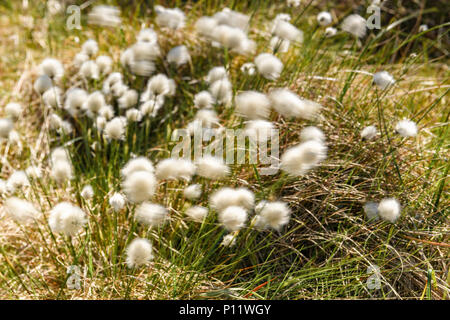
[0,0,448,299]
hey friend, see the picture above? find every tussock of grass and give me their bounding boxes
[0,1,448,299]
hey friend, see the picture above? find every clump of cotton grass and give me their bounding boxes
[135,202,168,227]
[137,28,158,43]
[395,119,418,137]
[300,126,325,143]
[272,19,303,43]
[213,8,249,31]
[142,74,174,99]
[81,185,94,200]
[190,109,219,130]
[103,72,123,96]
[126,109,142,122]
[240,62,256,75]
[87,5,121,27]
[194,91,214,109]
[361,125,378,140]
[210,187,255,212]
[104,117,126,140]
[317,12,332,26]
[186,206,208,223]
[50,157,73,184]
[34,75,53,95]
[125,238,154,268]
[126,42,160,77]
[167,45,190,67]
[5,103,22,121]
[118,89,138,109]
[109,192,126,212]
[96,55,113,75]
[254,53,283,80]
[184,184,202,200]
[122,170,157,203]
[65,88,88,117]
[253,201,291,231]
[49,202,87,236]
[195,16,218,38]
[341,14,367,38]
[219,206,248,231]
[244,120,275,143]
[6,170,29,193]
[80,60,100,80]
[206,66,228,84]
[363,201,379,221]
[325,27,337,37]
[377,198,401,223]
[0,118,14,139]
[235,91,271,120]
[281,140,327,176]
[270,36,290,53]
[269,88,321,120]
[220,234,237,247]
[81,39,98,57]
[209,78,233,106]
[155,158,196,181]
[155,5,185,30]
[373,71,395,90]
[39,58,64,82]
[84,91,106,118]
[4,197,39,224]
[74,52,89,68]
[211,25,254,54]
[140,96,165,117]
[121,157,155,177]
[195,156,229,180]
[43,86,62,108]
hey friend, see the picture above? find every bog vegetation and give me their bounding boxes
[0,0,448,299]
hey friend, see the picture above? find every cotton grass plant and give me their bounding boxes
[0,0,448,300]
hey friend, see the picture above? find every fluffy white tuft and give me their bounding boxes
[4,197,39,223]
[219,206,247,231]
[373,71,395,90]
[254,53,283,80]
[269,88,321,119]
[122,170,157,203]
[49,202,87,236]
[317,11,332,26]
[194,91,214,109]
[377,198,401,223]
[135,202,168,227]
[167,45,190,66]
[186,206,208,222]
[361,125,378,140]
[244,120,275,143]
[300,126,325,143]
[341,14,367,38]
[395,119,418,137]
[81,185,94,200]
[195,156,230,180]
[104,117,126,140]
[184,184,202,200]
[210,187,255,212]
[256,201,291,230]
[235,91,271,120]
[155,158,196,181]
[109,192,126,212]
[281,140,327,176]
[209,78,232,105]
[121,157,155,178]
[125,238,153,268]
[364,201,379,221]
